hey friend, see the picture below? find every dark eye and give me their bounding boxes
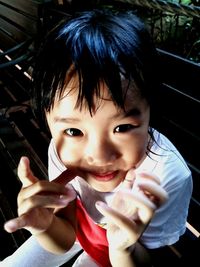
[114,124,135,133]
[64,128,83,137]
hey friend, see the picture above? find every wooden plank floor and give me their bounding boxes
[0,67,49,260]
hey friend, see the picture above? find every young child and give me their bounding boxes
[3,9,192,267]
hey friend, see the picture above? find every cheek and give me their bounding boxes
[123,133,148,165]
[55,140,82,166]
[47,121,83,166]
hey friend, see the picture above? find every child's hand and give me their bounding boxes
[95,170,168,251]
[4,156,77,235]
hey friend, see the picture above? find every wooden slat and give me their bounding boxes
[0,0,52,17]
[157,48,200,100]
[0,18,30,49]
[0,4,38,36]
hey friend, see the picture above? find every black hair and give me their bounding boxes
[32,8,160,127]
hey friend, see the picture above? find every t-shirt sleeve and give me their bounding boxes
[0,236,82,267]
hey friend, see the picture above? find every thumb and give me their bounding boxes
[17,156,38,187]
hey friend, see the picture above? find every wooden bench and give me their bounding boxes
[148,49,200,267]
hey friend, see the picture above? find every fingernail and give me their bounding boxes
[4,221,16,233]
[125,169,135,182]
[58,195,70,204]
[95,201,106,208]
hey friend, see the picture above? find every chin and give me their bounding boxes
[90,179,121,192]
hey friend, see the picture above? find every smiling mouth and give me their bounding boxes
[89,171,118,181]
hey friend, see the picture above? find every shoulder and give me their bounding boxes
[148,130,192,188]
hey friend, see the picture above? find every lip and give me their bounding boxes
[89,171,118,182]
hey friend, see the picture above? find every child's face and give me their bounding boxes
[46,77,150,192]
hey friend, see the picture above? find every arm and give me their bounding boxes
[109,242,151,267]
[37,193,78,254]
[109,250,135,267]
[35,205,76,254]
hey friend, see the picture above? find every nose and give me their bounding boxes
[84,136,120,166]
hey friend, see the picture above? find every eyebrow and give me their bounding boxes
[110,107,141,120]
[53,108,141,123]
[124,108,141,117]
[53,117,81,123]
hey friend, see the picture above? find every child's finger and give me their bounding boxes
[137,180,168,206]
[122,169,135,189]
[95,201,135,230]
[18,180,76,204]
[4,216,27,233]
[53,168,79,186]
[95,198,152,233]
[17,157,38,187]
[17,167,78,208]
[18,194,72,216]
[137,172,160,185]
[96,190,155,225]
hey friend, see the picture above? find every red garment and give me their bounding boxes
[76,199,112,267]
